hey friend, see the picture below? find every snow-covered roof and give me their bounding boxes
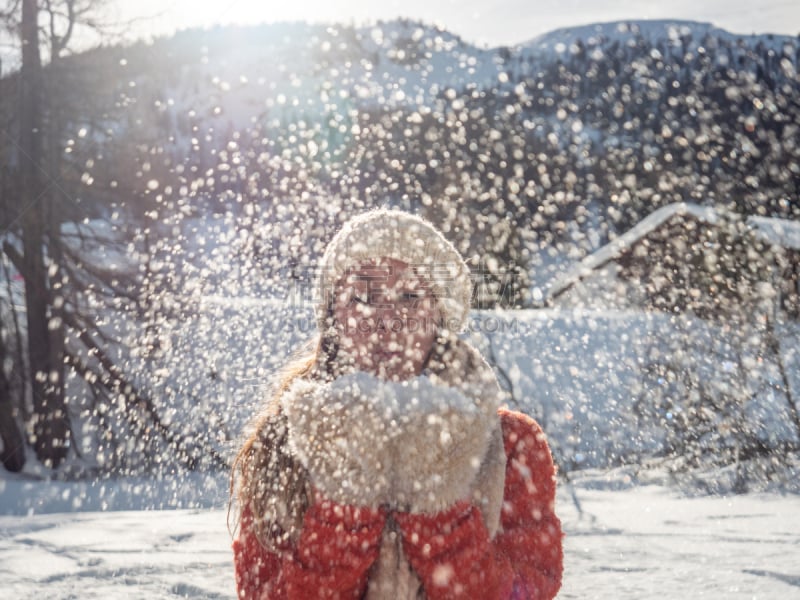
[547,203,800,304]
[546,202,718,302]
[747,216,800,251]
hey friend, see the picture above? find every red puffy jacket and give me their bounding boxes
[233,408,563,599]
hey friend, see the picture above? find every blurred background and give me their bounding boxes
[1,0,799,504]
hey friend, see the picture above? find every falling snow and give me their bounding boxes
[1,11,799,599]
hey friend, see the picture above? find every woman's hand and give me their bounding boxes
[385,375,496,513]
[281,366,501,514]
[280,372,397,507]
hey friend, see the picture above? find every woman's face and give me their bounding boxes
[332,257,440,381]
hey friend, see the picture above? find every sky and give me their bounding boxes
[0,0,796,71]
[115,0,799,48]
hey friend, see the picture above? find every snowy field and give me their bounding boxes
[1,473,799,599]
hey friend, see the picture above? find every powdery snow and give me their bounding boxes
[1,475,798,599]
[0,509,232,599]
[559,481,800,598]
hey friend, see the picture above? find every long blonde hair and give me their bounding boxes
[228,334,320,550]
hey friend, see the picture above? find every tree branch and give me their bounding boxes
[0,0,23,21]
[62,311,227,471]
[1,240,23,274]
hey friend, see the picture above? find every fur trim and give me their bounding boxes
[423,336,507,534]
[280,373,396,507]
[281,364,504,517]
[278,335,508,519]
[470,422,506,538]
[264,337,508,597]
[388,374,495,513]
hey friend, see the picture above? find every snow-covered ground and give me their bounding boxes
[1,472,799,599]
[559,480,800,599]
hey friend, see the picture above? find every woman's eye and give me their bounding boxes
[350,294,368,305]
[400,291,423,303]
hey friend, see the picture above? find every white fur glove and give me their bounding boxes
[281,366,501,515]
[280,372,397,508]
[386,375,497,513]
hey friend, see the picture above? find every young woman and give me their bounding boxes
[231,209,563,599]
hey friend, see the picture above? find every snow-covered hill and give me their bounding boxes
[523,19,795,53]
[16,16,796,169]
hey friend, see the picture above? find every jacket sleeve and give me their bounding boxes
[493,409,564,600]
[393,409,563,600]
[233,504,286,599]
[233,497,387,599]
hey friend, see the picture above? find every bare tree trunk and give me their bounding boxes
[20,0,69,467]
[1,256,28,423]
[0,392,27,472]
[0,325,26,472]
[45,42,68,459]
